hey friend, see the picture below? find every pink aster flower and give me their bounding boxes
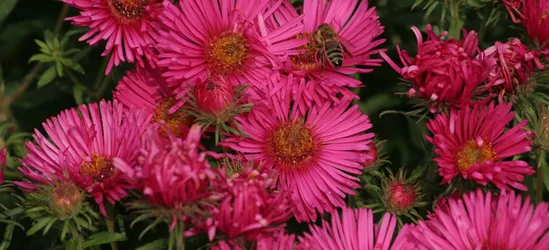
[297,207,398,250]
[113,65,195,136]
[61,0,164,74]
[381,25,494,111]
[503,0,549,49]
[426,102,534,190]
[113,124,215,230]
[266,0,385,110]
[398,189,549,250]
[256,230,296,250]
[208,161,292,247]
[17,100,150,216]
[485,38,544,95]
[156,0,306,89]
[0,148,6,184]
[222,82,375,222]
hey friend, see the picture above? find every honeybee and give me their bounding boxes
[313,23,353,69]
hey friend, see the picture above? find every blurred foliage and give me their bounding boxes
[0,0,528,249]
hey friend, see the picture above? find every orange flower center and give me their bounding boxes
[108,0,148,24]
[456,138,496,172]
[205,32,249,76]
[267,121,317,170]
[290,33,321,72]
[80,156,116,182]
[153,97,195,136]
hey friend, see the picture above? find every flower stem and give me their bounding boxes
[106,214,120,250]
[175,223,185,250]
[448,0,462,39]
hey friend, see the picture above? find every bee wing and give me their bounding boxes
[337,36,354,57]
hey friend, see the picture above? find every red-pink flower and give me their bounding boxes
[113,124,215,229]
[0,148,6,184]
[194,77,235,116]
[61,0,164,74]
[265,0,385,111]
[297,207,397,250]
[209,162,292,247]
[256,230,296,250]
[17,100,150,216]
[503,0,549,49]
[222,81,375,222]
[156,0,305,89]
[397,189,549,249]
[426,102,534,190]
[381,25,494,111]
[113,66,195,137]
[485,38,544,94]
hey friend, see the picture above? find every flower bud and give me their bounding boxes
[195,77,234,116]
[385,180,416,212]
[48,182,84,220]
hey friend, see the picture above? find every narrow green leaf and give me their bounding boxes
[61,58,85,74]
[411,0,425,10]
[34,40,51,53]
[56,60,63,77]
[424,2,439,20]
[37,67,57,88]
[542,162,549,193]
[44,30,56,49]
[136,239,169,250]
[82,232,126,248]
[73,84,84,105]
[65,236,84,250]
[0,0,18,26]
[0,224,14,250]
[26,217,53,236]
[28,54,53,63]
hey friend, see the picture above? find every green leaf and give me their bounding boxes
[136,239,169,250]
[28,54,53,63]
[541,162,549,193]
[61,58,85,74]
[56,60,63,77]
[411,0,425,10]
[0,224,14,250]
[82,232,126,248]
[0,0,18,26]
[424,1,439,20]
[44,30,56,49]
[65,236,84,250]
[37,67,57,88]
[26,217,54,236]
[73,84,84,105]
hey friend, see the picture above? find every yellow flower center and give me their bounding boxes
[267,121,317,170]
[80,155,116,182]
[108,0,149,24]
[153,97,195,137]
[290,33,321,72]
[455,138,496,172]
[205,32,249,76]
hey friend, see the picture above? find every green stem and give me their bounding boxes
[175,223,185,250]
[106,214,119,250]
[448,0,462,39]
[537,149,546,203]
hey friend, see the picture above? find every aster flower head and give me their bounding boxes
[255,229,296,250]
[208,160,292,247]
[222,82,375,222]
[114,124,216,232]
[17,100,150,216]
[380,168,425,217]
[297,207,398,250]
[267,0,385,109]
[399,189,549,250]
[382,25,494,111]
[485,38,544,97]
[157,0,306,89]
[0,148,6,184]
[426,102,534,190]
[113,65,195,137]
[62,0,164,74]
[504,0,549,49]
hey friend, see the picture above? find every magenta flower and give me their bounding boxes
[113,124,215,230]
[504,0,549,49]
[256,230,296,250]
[61,0,164,74]
[485,38,544,95]
[222,81,375,222]
[17,100,150,216]
[0,148,6,184]
[426,102,534,190]
[156,0,305,88]
[266,0,385,111]
[113,66,195,136]
[208,162,292,246]
[398,189,549,249]
[297,207,398,250]
[382,25,494,111]
[194,76,235,116]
